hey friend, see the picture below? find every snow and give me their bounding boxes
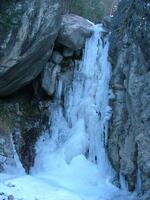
[0,155,135,200]
[0,25,137,200]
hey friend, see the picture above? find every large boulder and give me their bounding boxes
[0,0,61,97]
[57,14,93,50]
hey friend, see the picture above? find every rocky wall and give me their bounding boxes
[108,0,150,199]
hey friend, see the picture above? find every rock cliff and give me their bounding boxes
[108,0,150,199]
[0,0,61,97]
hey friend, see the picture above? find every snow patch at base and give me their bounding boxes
[0,155,135,200]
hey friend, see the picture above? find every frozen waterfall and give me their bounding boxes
[34,24,113,179]
[0,24,136,200]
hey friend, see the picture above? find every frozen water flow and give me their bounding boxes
[120,172,129,191]
[136,167,142,193]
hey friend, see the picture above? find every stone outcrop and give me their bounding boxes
[108,0,150,199]
[41,46,82,97]
[52,51,63,64]
[42,62,61,96]
[57,14,93,50]
[0,0,61,97]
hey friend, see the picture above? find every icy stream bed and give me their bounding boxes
[0,156,135,200]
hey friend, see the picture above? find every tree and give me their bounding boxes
[61,0,114,22]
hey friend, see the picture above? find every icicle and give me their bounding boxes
[136,167,142,193]
[119,173,128,191]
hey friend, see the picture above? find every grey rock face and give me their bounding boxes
[0,0,61,97]
[102,16,112,30]
[42,63,61,96]
[108,0,150,198]
[0,102,16,173]
[57,14,93,50]
[52,51,63,64]
[63,47,74,58]
[8,195,14,200]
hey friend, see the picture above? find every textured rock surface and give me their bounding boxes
[57,14,93,50]
[0,0,61,97]
[108,0,150,198]
[52,51,63,64]
[42,63,61,96]
[63,47,74,58]
[0,87,50,174]
[0,102,16,172]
